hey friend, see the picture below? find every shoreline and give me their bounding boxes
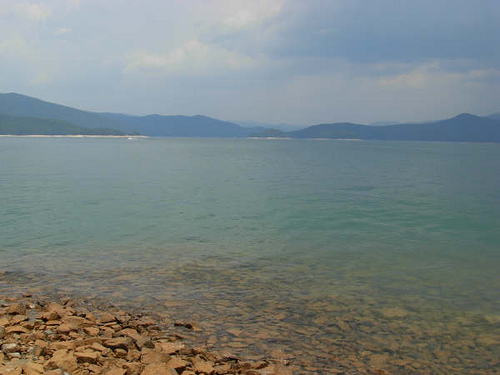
[0,293,293,375]
[0,135,149,139]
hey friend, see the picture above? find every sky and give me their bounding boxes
[0,0,499,125]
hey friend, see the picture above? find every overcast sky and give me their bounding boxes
[1,0,499,125]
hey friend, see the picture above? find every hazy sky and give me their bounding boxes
[1,0,499,125]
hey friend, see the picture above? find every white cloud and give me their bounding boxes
[124,39,256,75]
[222,0,285,29]
[55,27,72,35]
[378,61,450,90]
[377,61,500,92]
[14,3,52,21]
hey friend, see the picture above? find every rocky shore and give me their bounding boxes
[0,294,293,375]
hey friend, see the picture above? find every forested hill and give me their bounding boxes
[0,114,125,136]
[100,113,250,137]
[286,114,500,142]
[0,93,251,137]
[2,93,499,141]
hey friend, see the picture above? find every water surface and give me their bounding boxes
[1,137,499,373]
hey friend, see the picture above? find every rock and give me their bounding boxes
[192,355,215,374]
[0,365,22,375]
[369,354,388,368]
[174,320,201,331]
[100,312,117,323]
[476,335,499,347]
[7,303,26,315]
[141,362,177,375]
[75,349,100,363]
[56,323,78,334]
[51,341,77,351]
[0,316,9,326]
[45,349,78,372]
[141,348,170,364]
[120,327,152,349]
[380,308,410,319]
[2,342,21,353]
[103,337,132,350]
[103,368,127,375]
[84,326,100,336]
[158,341,185,354]
[10,314,28,324]
[5,325,30,334]
[41,310,60,321]
[167,356,188,370]
[22,361,45,375]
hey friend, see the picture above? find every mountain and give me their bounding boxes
[0,93,127,131]
[0,93,252,137]
[2,93,499,141]
[488,112,500,121]
[101,113,250,137]
[0,114,125,135]
[287,114,500,142]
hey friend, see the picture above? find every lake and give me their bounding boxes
[1,137,499,373]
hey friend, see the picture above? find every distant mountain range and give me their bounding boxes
[0,92,499,142]
[0,113,125,136]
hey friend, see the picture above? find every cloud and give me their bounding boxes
[14,3,52,21]
[377,61,500,91]
[55,27,72,35]
[219,0,285,30]
[124,39,256,75]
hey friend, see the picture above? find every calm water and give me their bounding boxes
[1,137,499,373]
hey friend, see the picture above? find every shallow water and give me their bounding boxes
[1,137,499,373]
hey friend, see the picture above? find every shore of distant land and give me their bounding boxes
[0,293,293,375]
[0,135,149,139]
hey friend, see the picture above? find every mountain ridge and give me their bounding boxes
[1,93,499,141]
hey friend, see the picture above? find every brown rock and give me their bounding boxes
[84,326,100,336]
[0,316,9,326]
[10,315,28,325]
[380,308,410,319]
[2,343,21,353]
[45,349,78,372]
[5,325,30,334]
[22,361,45,375]
[63,315,94,327]
[192,356,215,374]
[104,368,127,375]
[45,302,68,316]
[100,312,117,324]
[141,348,170,364]
[104,337,132,350]
[51,341,77,351]
[90,342,108,352]
[0,326,5,339]
[167,356,188,370]
[120,328,151,349]
[141,362,177,375]
[75,349,100,363]
[7,303,26,315]
[41,310,60,321]
[369,354,388,368]
[174,321,201,331]
[158,341,185,354]
[57,322,78,334]
[0,365,22,375]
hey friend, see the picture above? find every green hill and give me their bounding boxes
[0,114,126,135]
[0,93,128,131]
[287,114,500,142]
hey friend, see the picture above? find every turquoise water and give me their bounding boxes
[1,137,499,373]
